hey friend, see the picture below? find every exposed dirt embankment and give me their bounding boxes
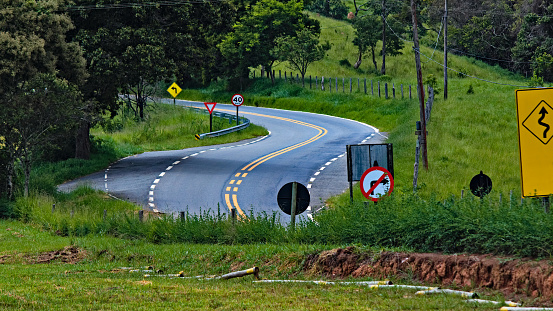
[303,247,553,305]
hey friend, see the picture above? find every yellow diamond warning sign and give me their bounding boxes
[516,88,553,197]
[167,82,182,98]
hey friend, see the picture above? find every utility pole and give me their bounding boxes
[411,0,428,170]
[381,0,386,75]
[443,0,448,100]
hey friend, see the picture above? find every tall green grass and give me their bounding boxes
[15,188,553,258]
[92,103,268,152]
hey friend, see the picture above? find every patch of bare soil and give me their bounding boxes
[30,246,87,264]
[303,247,553,306]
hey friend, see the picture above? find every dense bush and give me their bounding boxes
[307,0,348,20]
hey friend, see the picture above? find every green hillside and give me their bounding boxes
[194,13,535,199]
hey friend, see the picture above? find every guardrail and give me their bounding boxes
[188,107,250,140]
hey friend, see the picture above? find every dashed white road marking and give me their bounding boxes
[146,133,270,210]
[305,131,380,220]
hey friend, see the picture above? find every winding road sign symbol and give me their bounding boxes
[522,100,553,144]
[360,166,394,202]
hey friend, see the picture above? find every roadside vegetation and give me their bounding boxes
[0,220,509,310]
[2,0,553,308]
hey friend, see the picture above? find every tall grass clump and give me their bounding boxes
[309,194,553,257]
[13,185,553,258]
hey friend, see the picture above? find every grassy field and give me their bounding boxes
[0,220,506,310]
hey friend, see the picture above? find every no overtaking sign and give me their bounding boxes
[360,166,394,202]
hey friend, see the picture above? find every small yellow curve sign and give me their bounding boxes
[516,88,553,197]
[167,82,182,98]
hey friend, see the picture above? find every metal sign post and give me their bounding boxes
[347,143,394,202]
[232,94,244,125]
[204,102,217,132]
[277,182,310,230]
[167,82,182,105]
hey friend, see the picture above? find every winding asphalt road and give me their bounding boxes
[59,100,387,222]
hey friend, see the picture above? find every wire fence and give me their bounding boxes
[252,69,416,100]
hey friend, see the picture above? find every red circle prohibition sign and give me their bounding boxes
[359,166,394,202]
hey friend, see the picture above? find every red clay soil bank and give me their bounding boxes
[303,247,553,305]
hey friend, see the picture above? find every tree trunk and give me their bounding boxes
[371,46,378,71]
[381,0,386,75]
[354,49,363,69]
[23,156,30,198]
[6,162,14,200]
[75,120,91,160]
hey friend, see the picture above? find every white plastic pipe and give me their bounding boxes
[500,308,553,311]
[466,299,519,307]
[254,280,391,286]
[416,288,478,298]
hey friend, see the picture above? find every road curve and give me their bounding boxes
[59,100,387,222]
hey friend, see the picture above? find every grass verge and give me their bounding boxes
[0,220,507,310]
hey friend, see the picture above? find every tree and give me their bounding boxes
[272,28,330,86]
[352,14,381,70]
[352,0,406,74]
[220,0,314,84]
[2,74,82,197]
[0,0,87,198]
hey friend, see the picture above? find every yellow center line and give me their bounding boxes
[218,108,328,219]
[225,193,245,218]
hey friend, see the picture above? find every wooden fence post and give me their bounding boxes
[371,80,374,95]
[378,81,381,97]
[139,210,144,222]
[364,78,367,94]
[401,84,404,99]
[385,83,388,99]
[310,75,312,89]
[409,85,412,99]
[393,83,396,98]
[342,78,345,92]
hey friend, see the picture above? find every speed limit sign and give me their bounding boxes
[232,94,244,107]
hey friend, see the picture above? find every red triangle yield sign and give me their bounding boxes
[204,102,217,114]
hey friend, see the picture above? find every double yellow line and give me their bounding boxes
[220,109,328,219]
